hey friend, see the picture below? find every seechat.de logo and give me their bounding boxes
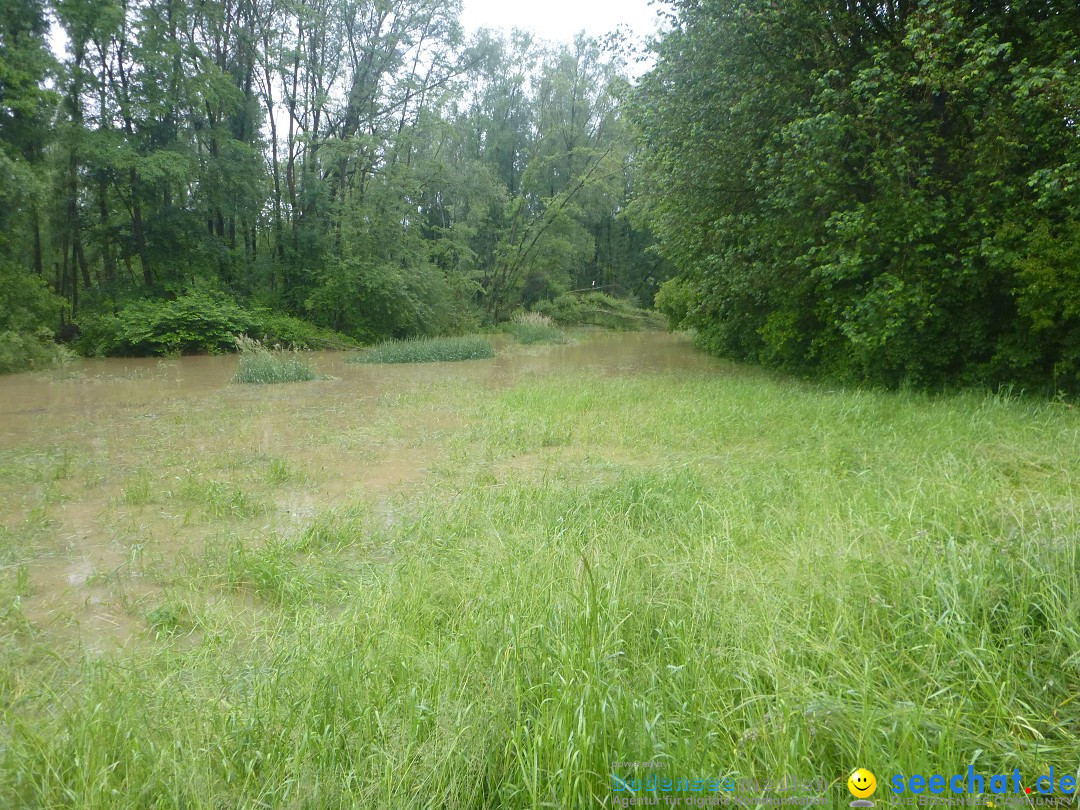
[848,768,877,807]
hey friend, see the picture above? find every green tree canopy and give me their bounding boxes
[0,0,666,365]
[636,0,1080,391]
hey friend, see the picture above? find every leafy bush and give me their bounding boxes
[76,293,356,358]
[530,294,583,324]
[249,311,358,351]
[0,264,63,334]
[653,277,696,331]
[509,312,567,345]
[349,335,495,364]
[307,257,478,343]
[533,292,664,331]
[78,293,254,357]
[0,263,67,374]
[232,336,317,384]
[0,329,70,374]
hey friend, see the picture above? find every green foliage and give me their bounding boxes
[306,258,467,343]
[636,0,1080,391]
[0,330,66,374]
[509,312,567,345]
[0,263,67,373]
[77,293,254,357]
[1008,221,1080,389]
[232,336,317,384]
[416,33,670,320]
[2,0,667,359]
[533,292,664,331]
[75,294,354,358]
[0,263,62,334]
[349,335,495,364]
[249,311,357,351]
[652,277,695,331]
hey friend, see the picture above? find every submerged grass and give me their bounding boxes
[350,335,495,364]
[1,355,1078,808]
[509,312,567,345]
[232,335,317,384]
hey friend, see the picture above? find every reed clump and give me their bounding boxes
[232,335,317,384]
[509,312,568,345]
[349,335,495,364]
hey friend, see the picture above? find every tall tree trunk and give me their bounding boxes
[65,39,88,309]
[66,136,89,304]
[131,168,151,286]
[31,209,44,275]
[259,19,285,264]
[75,234,91,290]
[99,178,117,284]
[96,38,116,286]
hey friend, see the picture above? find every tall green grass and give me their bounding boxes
[349,335,495,364]
[232,335,317,384]
[509,312,567,345]
[1,372,1077,808]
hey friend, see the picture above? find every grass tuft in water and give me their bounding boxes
[232,335,317,384]
[176,476,264,520]
[349,335,495,364]
[509,312,567,345]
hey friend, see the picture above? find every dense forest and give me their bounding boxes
[638,0,1080,392]
[0,0,662,368]
[3,0,1080,392]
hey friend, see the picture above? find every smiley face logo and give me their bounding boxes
[848,768,877,803]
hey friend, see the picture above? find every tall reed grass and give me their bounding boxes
[509,312,567,345]
[232,335,317,384]
[349,335,495,364]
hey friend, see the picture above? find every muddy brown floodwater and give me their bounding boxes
[0,331,722,652]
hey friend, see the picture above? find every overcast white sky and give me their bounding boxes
[48,0,667,77]
[460,0,664,44]
[50,0,666,58]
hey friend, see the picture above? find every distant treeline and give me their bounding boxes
[0,0,665,368]
[638,0,1080,392]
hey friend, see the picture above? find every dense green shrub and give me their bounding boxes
[0,264,62,333]
[76,294,356,357]
[77,294,254,357]
[0,263,67,373]
[306,257,478,343]
[529,294,583,325]
[349,335,495,364]
[533,292,664,331]
[653,278,695,331]
[249,311,358,350]
[0,330,68,374]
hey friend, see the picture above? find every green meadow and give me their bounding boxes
[0,334,1076,808]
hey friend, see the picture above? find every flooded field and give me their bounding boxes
[0,332,723,652]
[1,331,1076,808]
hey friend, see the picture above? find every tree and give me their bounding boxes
[0,0,663,365]
[0,0,55,279]
[636,0,1080,391]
